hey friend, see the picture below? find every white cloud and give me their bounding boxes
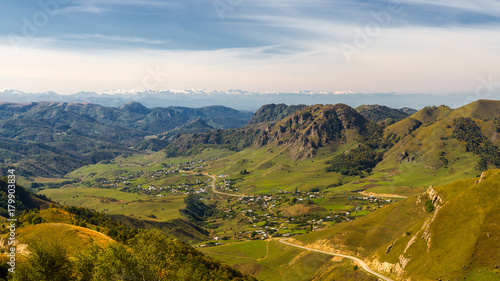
[59,5,104,14]
[409,0,500,16]
[62,34,169,45]
[1,25,499,96]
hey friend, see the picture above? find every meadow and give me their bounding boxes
[40,187,185,221]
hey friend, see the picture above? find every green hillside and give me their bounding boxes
[0,178,255,280]
[159,118,215,142]
[8,226,256,281]
[247,103,307,125]
[355,104,410,123]
[294,169,500,280]
[0,102,252,178]
[204,170,500,280]
[336,100,500,196]
[201,240,377,281]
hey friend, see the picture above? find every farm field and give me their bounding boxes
[40,187,185,221]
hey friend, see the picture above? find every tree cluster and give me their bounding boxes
[452,117,500,170]
[12,229,256,281]
[326,144,383,176]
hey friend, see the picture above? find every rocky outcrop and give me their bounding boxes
[422,204,441,252]
[256,104,371,159]
[426,186,443,207]
[0,237,30,255]
[474,172,486,185]
[368,257,405,277]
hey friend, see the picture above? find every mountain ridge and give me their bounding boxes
[0,101,252,177]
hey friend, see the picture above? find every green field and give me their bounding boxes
[40,187,185,221]
[206,145,359,194]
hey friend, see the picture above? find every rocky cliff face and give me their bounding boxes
[256,104,370,159]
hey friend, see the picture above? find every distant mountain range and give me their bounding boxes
[1,97,498,184]
[0,89,484,110]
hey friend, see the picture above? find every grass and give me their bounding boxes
[207,145,355,194]
[291,169,500,280]
[202,240,268,259]
[67,148,235,181]
[201,239,377,281]
[15,223,114,255]
[39,187,185,221]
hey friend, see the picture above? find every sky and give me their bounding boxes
[1,0,500,97]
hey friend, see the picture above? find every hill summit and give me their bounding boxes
[256,104,375,159]
[119,102,152,114]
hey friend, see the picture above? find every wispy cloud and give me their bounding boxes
[1,0,499,95]
[62,34,169,45]
[1,25,499,95]
[59,5,105,14]
[409,0,500,16]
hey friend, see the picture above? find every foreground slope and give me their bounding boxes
[0,178,256,280]
[293,169,500,280]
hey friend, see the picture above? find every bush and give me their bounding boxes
[13,242,73,281]
[425,200,435,213]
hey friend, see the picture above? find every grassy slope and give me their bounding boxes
[201,240,377,281]
[17,223,114,254]
[340,101,500,196]
[293,169,500,280]
[208,144,357,194]
[40,148,237,221]
[40,187,185,221]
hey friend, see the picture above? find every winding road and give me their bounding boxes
[278,239,393,281]
[189,170,392,280]
[202,172,245,197]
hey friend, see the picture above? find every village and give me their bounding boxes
[77,160,397,248]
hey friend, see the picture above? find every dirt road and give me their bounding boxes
[202,172,245,197]
[278,239,393,281]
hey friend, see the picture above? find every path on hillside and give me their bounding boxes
[202,172,245,197]
[358,191,407,199]
[278,239,393,281]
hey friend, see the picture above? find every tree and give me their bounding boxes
[128,229,179,280]
[31,216,44,225]
[14,242,73,281]
[92,243,139,281]
[425,200,435,213]
[477,157,488,171]
[73,242,104,281]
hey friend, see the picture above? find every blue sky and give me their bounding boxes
[1,0,500,96]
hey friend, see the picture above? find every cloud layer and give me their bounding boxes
[0,0,499,95]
